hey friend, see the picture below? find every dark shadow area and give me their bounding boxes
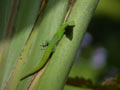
[65,25,75,40]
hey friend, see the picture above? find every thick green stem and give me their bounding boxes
[33,0,99,90]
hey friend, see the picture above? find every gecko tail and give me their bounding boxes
[20,64,44,80]
[20,72,35,80]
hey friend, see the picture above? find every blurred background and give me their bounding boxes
[65,0,120,89]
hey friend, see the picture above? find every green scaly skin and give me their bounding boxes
[21,22,75,80]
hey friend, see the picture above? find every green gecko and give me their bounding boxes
[21,21,75,80]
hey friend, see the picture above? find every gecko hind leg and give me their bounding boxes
[40,40,50,50]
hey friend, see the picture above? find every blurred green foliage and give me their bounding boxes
[95,0,120,21]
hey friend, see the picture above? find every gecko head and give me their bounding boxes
[66,21,75,27]
[64,21,75,30]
